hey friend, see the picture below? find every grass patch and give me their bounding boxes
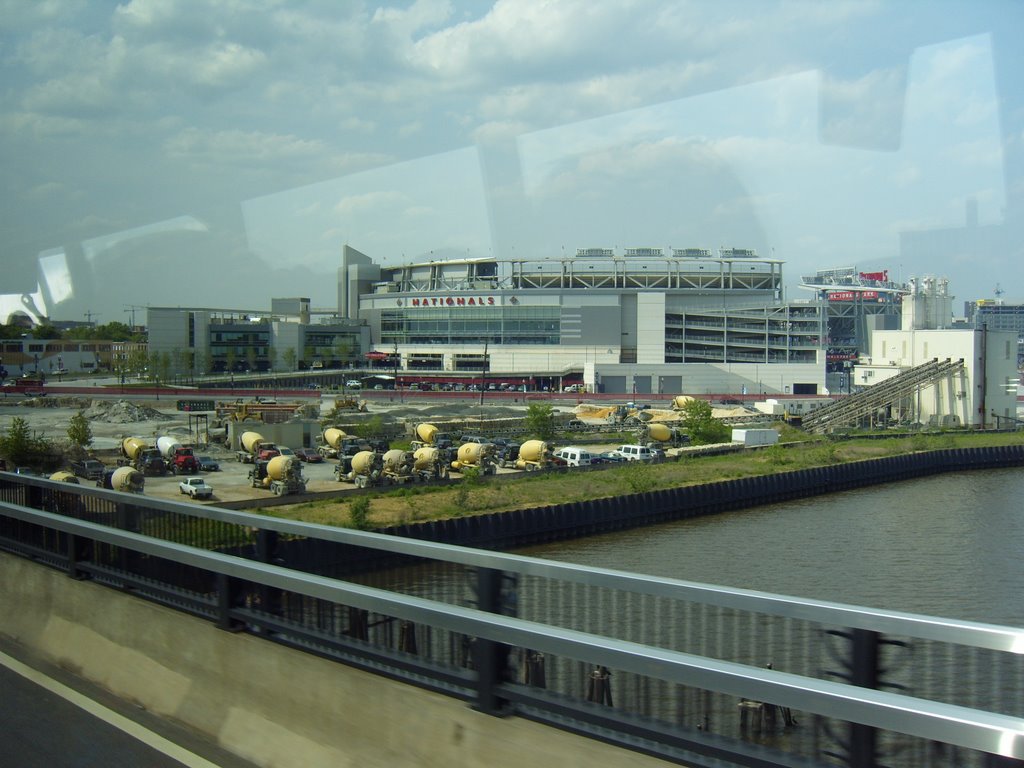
[266,431,1024,530]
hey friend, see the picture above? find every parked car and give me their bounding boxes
[294,448,324,463]
[552,446,594,467]
[612,444,658,462]
[179,477,213,499]
[345,380,361,388]
[70,458,105,480]
[594,451,628,464]
[195,455,220,472]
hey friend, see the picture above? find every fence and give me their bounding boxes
[1,471,1022,767]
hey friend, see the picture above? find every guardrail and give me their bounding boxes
[1,472,1021,767]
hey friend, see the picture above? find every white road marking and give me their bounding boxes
[0,650,223,768]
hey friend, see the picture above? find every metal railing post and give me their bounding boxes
[472,566,511,716]
[848,628,880,768]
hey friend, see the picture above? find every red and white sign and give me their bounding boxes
[828,290,879,301]
[859,270,888,282]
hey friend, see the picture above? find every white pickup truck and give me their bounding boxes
[179,477,213,499]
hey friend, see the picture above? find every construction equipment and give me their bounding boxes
[802,358,966,434]
[319,427,348,459]
[235,431,279,464]
[412,446,450,480]
[380,449,418,484]
[49,470,79,484]
[450,442,497,475]
[410,423,454,450]
[640,422,691,448]
[98,466,145,493]
[248,455,306,496]
[514,440,552,471]
[119,437,167,476]
[157,436,199,475]
[335,450,380,487]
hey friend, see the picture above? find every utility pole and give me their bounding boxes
[84,310,98,325]
[479,340,488,405]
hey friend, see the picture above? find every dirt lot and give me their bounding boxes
[0,393,586,507]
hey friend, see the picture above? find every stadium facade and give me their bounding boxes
[339,245,825,395]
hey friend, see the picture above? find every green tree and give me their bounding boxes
[29,324,62,339]
[283,347,297,371]
[67,411,93,449]
[524,402,557,442]
[0,416,54,467]
[225,348,237,374]
[333,337,352,367]
[679,399,731,445]
[267,345,278,372]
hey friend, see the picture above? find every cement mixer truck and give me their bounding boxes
[450,442,497,476]
[235,431,279,464]
[248,455,306,497]
[412,446,450,481]
[409,423,454,450]
[97,466,145,493]
[639,422,691,449]
[157,436,199,475]
[335,450,381,487]
[318,427,348,459]
[513,440,552,471]
[119,437,166,476]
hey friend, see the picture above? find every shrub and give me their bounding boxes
[349,496,372,530]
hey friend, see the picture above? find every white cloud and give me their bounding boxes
[334,190,407,216]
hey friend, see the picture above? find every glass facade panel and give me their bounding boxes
[381,307,560,346]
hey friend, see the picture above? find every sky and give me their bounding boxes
[1,0,1022,324]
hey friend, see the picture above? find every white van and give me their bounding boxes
[553,446,593,467]
[612,444,657,462]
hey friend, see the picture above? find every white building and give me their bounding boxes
[853,327,1018,428]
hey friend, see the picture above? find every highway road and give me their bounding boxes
[0,640,254,768]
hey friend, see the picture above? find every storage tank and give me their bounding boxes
[111,466,144,493]
[415,423,438,444]
[156,436,182,459]
[323,428,347,450]
[49,471,79,484]
[413,446,440,470]
[121,437,148,460]
[350,451,376,476]
[240,431,266,455]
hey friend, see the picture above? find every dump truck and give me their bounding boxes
[235,431,279,464]
[157,436,200,475]
[98,466,145,493]
[450,442,497,475]
[248,455,306,496]
[640,422,691,449]
[119,437,166,476]
[514,440,552,471]
[335,450,381,487]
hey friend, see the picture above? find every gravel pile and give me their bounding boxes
[83,399,170,423]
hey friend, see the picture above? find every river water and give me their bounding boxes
[517,467,1024,626]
